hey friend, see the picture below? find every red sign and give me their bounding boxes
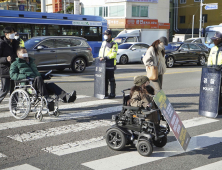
[126,19,158,29]
[159,23,170,29]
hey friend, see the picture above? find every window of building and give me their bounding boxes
[132,6,148,17]
[109,5,125,17]
[180,0,186,4]
[81,7,108,17]
[202,14,208,23]
[180,16,185,23]
[194,0,204,2]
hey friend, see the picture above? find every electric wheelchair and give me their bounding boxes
[105,88,170,156]
[9,77,60,121]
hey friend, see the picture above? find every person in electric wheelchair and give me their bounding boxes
[9,47,76,120]
[106,76,170,157]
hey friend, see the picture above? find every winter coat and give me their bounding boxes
[130,91,153,108]
[0,36,19,78]
[143,46,166,75]
[10,57,41,81]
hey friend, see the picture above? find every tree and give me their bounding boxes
[66,4,74,14]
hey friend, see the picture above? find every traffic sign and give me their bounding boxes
[205,3,218,10]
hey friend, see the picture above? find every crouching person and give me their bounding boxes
[130,76,159,127]
[10,47,76,103]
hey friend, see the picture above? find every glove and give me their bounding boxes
[26,76,31,80]
[41,74,52,80]
[215,65,221,71]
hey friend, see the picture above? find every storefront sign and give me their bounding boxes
[19,5,25,11]
[105,0,158,2]
[72,21,102,26]
[158,22,170,29]
[126,19,158,29]
[154,90,191,151]
[107,19,126,28]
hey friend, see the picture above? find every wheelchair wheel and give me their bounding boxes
[153,135,167,148]
[106,128,126,151]
[34,111,43,122]
[53,109,60,117]
[9,89,31,119]
[137,140,153,157]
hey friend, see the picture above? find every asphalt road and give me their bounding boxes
[1,63,222,170]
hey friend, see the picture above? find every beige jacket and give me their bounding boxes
[130,91,153,108]
[143,46,166,75]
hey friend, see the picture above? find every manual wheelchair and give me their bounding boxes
[105,88,170,156]
[9,78,60,121]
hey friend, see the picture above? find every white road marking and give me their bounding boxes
[76,95,90,99]
[42,136,105,156]
[0,97,115,109]
[42,117,218,156]
[8,120,114,142]
[191,160,222,170]
[0,153,7,158]
[0,106,122,131]
[2,164,41,170]
[82,129,222,170]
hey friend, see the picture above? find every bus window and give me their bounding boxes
[48,25,60,36]
[61,25,80,36]
[34,25,46,37]
[17,24,31,40]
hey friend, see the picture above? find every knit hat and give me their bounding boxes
[134,76,149,86]
[159,36,168,46]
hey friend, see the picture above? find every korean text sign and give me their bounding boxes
[154,90,191,151]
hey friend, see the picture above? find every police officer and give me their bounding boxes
[14,32,25,47]
[207,31,222,67]
[99,29,118,98]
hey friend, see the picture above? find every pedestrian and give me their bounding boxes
[207,31,222,67]
[98,29,118,98]
[14,32,25,47]
[143,36,168,94]
[0,26,19,103]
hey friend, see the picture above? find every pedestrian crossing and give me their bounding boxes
[0,93,222,170]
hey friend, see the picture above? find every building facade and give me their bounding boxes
[176,0,222,35]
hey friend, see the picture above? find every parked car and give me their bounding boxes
[25,36,93,73]
[116,42,149,64]
[165,42,209,68]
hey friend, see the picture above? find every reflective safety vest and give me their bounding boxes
[207,46,222,66]
[19,38,25,47]
[98,40,118,66]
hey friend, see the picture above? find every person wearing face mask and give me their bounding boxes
[143,36,168,94]
[10,47,76,103]
[0,26,19,103]
[98,29,118,98]
[14,32,25,47]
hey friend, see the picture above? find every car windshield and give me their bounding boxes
[118,44,132,49]
[165,43,181,51]
[25,38,42,49]
[114,37,126,44]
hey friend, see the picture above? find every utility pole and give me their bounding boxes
[192,15,195,38]
[64,0,66,14]
[199,0,203,38]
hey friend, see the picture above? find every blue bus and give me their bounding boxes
[0,10,107,58]
[205,25,222,49]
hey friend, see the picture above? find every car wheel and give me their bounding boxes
[120,55,128,65]
[56,68,65,72]
[198,56,206,66]
[71,57,86,73]
[166,56,174,68]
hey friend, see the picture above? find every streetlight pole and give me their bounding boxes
[199,0,203,38]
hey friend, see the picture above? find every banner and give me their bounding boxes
[126,19,158,29]
[199,67,221,118]
[105,0,158,3]
[154,90,191,151]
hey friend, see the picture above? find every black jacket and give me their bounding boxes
[0,36,19,78]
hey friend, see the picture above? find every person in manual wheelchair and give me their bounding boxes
[9,47,76,120]
[106,75,169,156]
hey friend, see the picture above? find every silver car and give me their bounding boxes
[25,36,93,73]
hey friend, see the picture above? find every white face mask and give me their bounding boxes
[21,53,28,58]
[15,36,19,40]
[158,42,165,50]
[104,35,108,40]
[9,33,15,39]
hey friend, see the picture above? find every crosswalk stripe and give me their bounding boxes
[82,129,222,170]
[42,117,218,156]
[0,97,112,109]
[191,160,222,170]
[8,120,114,142]
[2,164,40,170]
[0,106,122,131]
[0,153,7,158]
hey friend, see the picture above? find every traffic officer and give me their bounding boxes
[207,31,222,67]
[14,32,25,47]
[99,29,118,98]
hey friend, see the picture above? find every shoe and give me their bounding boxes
[108,94,115,99]
[66,91,76,103]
